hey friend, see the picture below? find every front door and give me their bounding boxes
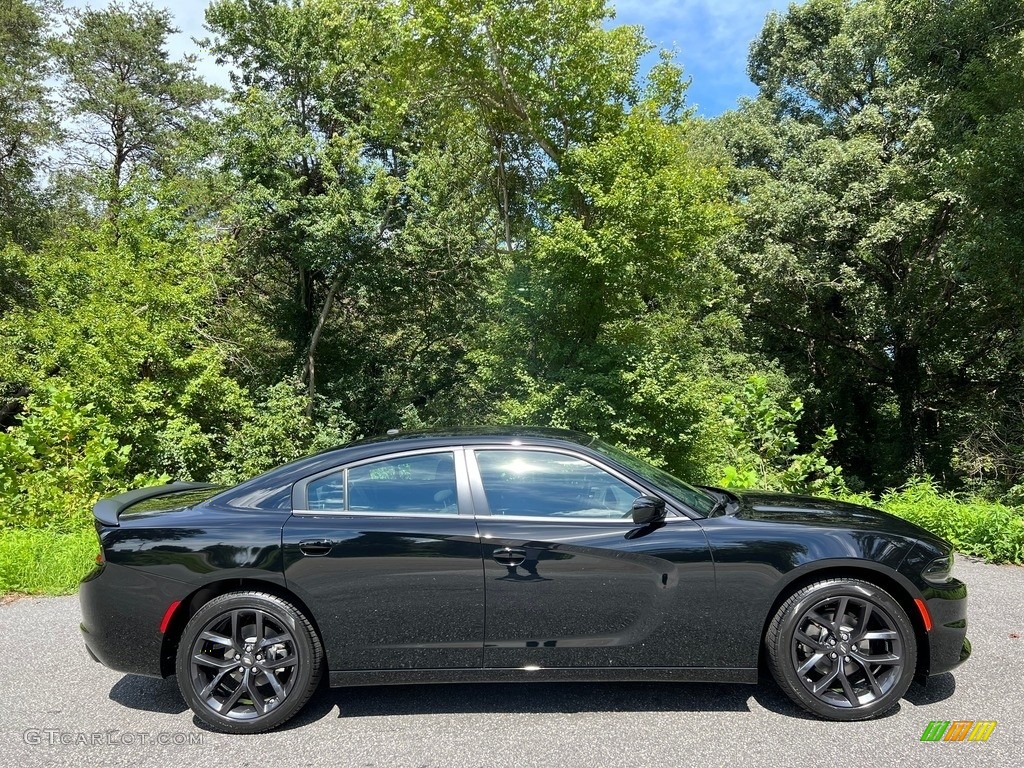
[469,447,718,669]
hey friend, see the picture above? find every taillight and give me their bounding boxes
[95,548,105,565]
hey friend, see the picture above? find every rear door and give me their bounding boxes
[469,446,718,669]
[282,447,484,670]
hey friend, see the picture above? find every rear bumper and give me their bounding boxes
[79,562,188,678]
[923,578,970,676]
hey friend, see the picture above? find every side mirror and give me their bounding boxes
[631,495,666,525]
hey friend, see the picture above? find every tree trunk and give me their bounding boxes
[297,264,316,356]
[108,121,126,241]
[892,341,922,473]
[302,273,343,418]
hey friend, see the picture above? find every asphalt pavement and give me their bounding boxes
[0,557,1020,767]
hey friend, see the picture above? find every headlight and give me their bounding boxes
[923,553,954,584]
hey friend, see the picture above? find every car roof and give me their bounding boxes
[346,426,596,449]
[216,426,599,503]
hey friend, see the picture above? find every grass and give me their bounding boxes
[0,526,98,595]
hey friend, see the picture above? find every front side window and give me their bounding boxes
[306,452,458,514]
[474,450,638,519]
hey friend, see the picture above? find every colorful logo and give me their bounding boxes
[920,721,997,742]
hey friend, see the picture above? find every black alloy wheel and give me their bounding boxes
[766,578,917,720]
[176,592,323,733]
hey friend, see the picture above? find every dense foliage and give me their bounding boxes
[1,0,1022,590]
[714,0,1024,494]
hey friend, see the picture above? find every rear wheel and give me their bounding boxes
[766,578,916,720]
[175,592,323,733]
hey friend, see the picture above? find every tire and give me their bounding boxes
[175,591,324,734]
[765,578,917,721]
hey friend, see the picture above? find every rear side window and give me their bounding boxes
[307,472,345,511]
[306,452,458,514]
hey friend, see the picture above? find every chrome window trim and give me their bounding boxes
[289,509,468,520]
[291,446,470,517]
[286,509,696,524]
[475,513,697,526]
[467,445,687,520]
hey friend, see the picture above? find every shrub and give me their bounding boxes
[716,374,845,494]
[210,380,356,484]
[872,479,1024,565]
[0,385,142,532]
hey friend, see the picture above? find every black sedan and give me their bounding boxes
[79,428,970,733]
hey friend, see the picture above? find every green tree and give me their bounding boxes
[0,205,250,481]
[0,0,54,246]
[204,0,498,429]
[714,0,1024,488]
[0,385,138,532]
[474,107,741,476]
[888,0,1024,489]
[395,0,745,473]
[399,0,653,248]
[55,0,219,219]
[717,374,844,494]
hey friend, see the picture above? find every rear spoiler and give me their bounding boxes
[92,482,219,527]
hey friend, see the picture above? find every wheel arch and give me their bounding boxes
[757,561,930,680]
[159,577,325,678]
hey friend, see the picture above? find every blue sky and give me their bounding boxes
[614,0,791,115]
[66,0,792,116]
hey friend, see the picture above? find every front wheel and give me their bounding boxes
[175,591,324,733]
[765,578,917,720]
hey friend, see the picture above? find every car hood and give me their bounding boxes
[730,490,948,547]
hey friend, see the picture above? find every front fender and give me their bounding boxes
[696,515,919,668]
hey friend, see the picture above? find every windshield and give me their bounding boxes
[590,440,717,516]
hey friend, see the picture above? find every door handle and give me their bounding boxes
[299,539,332,557]
[493,547,526,566]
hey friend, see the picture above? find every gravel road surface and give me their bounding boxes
[0,558,1020,767]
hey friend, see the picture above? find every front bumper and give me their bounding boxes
[923,577,970,676]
